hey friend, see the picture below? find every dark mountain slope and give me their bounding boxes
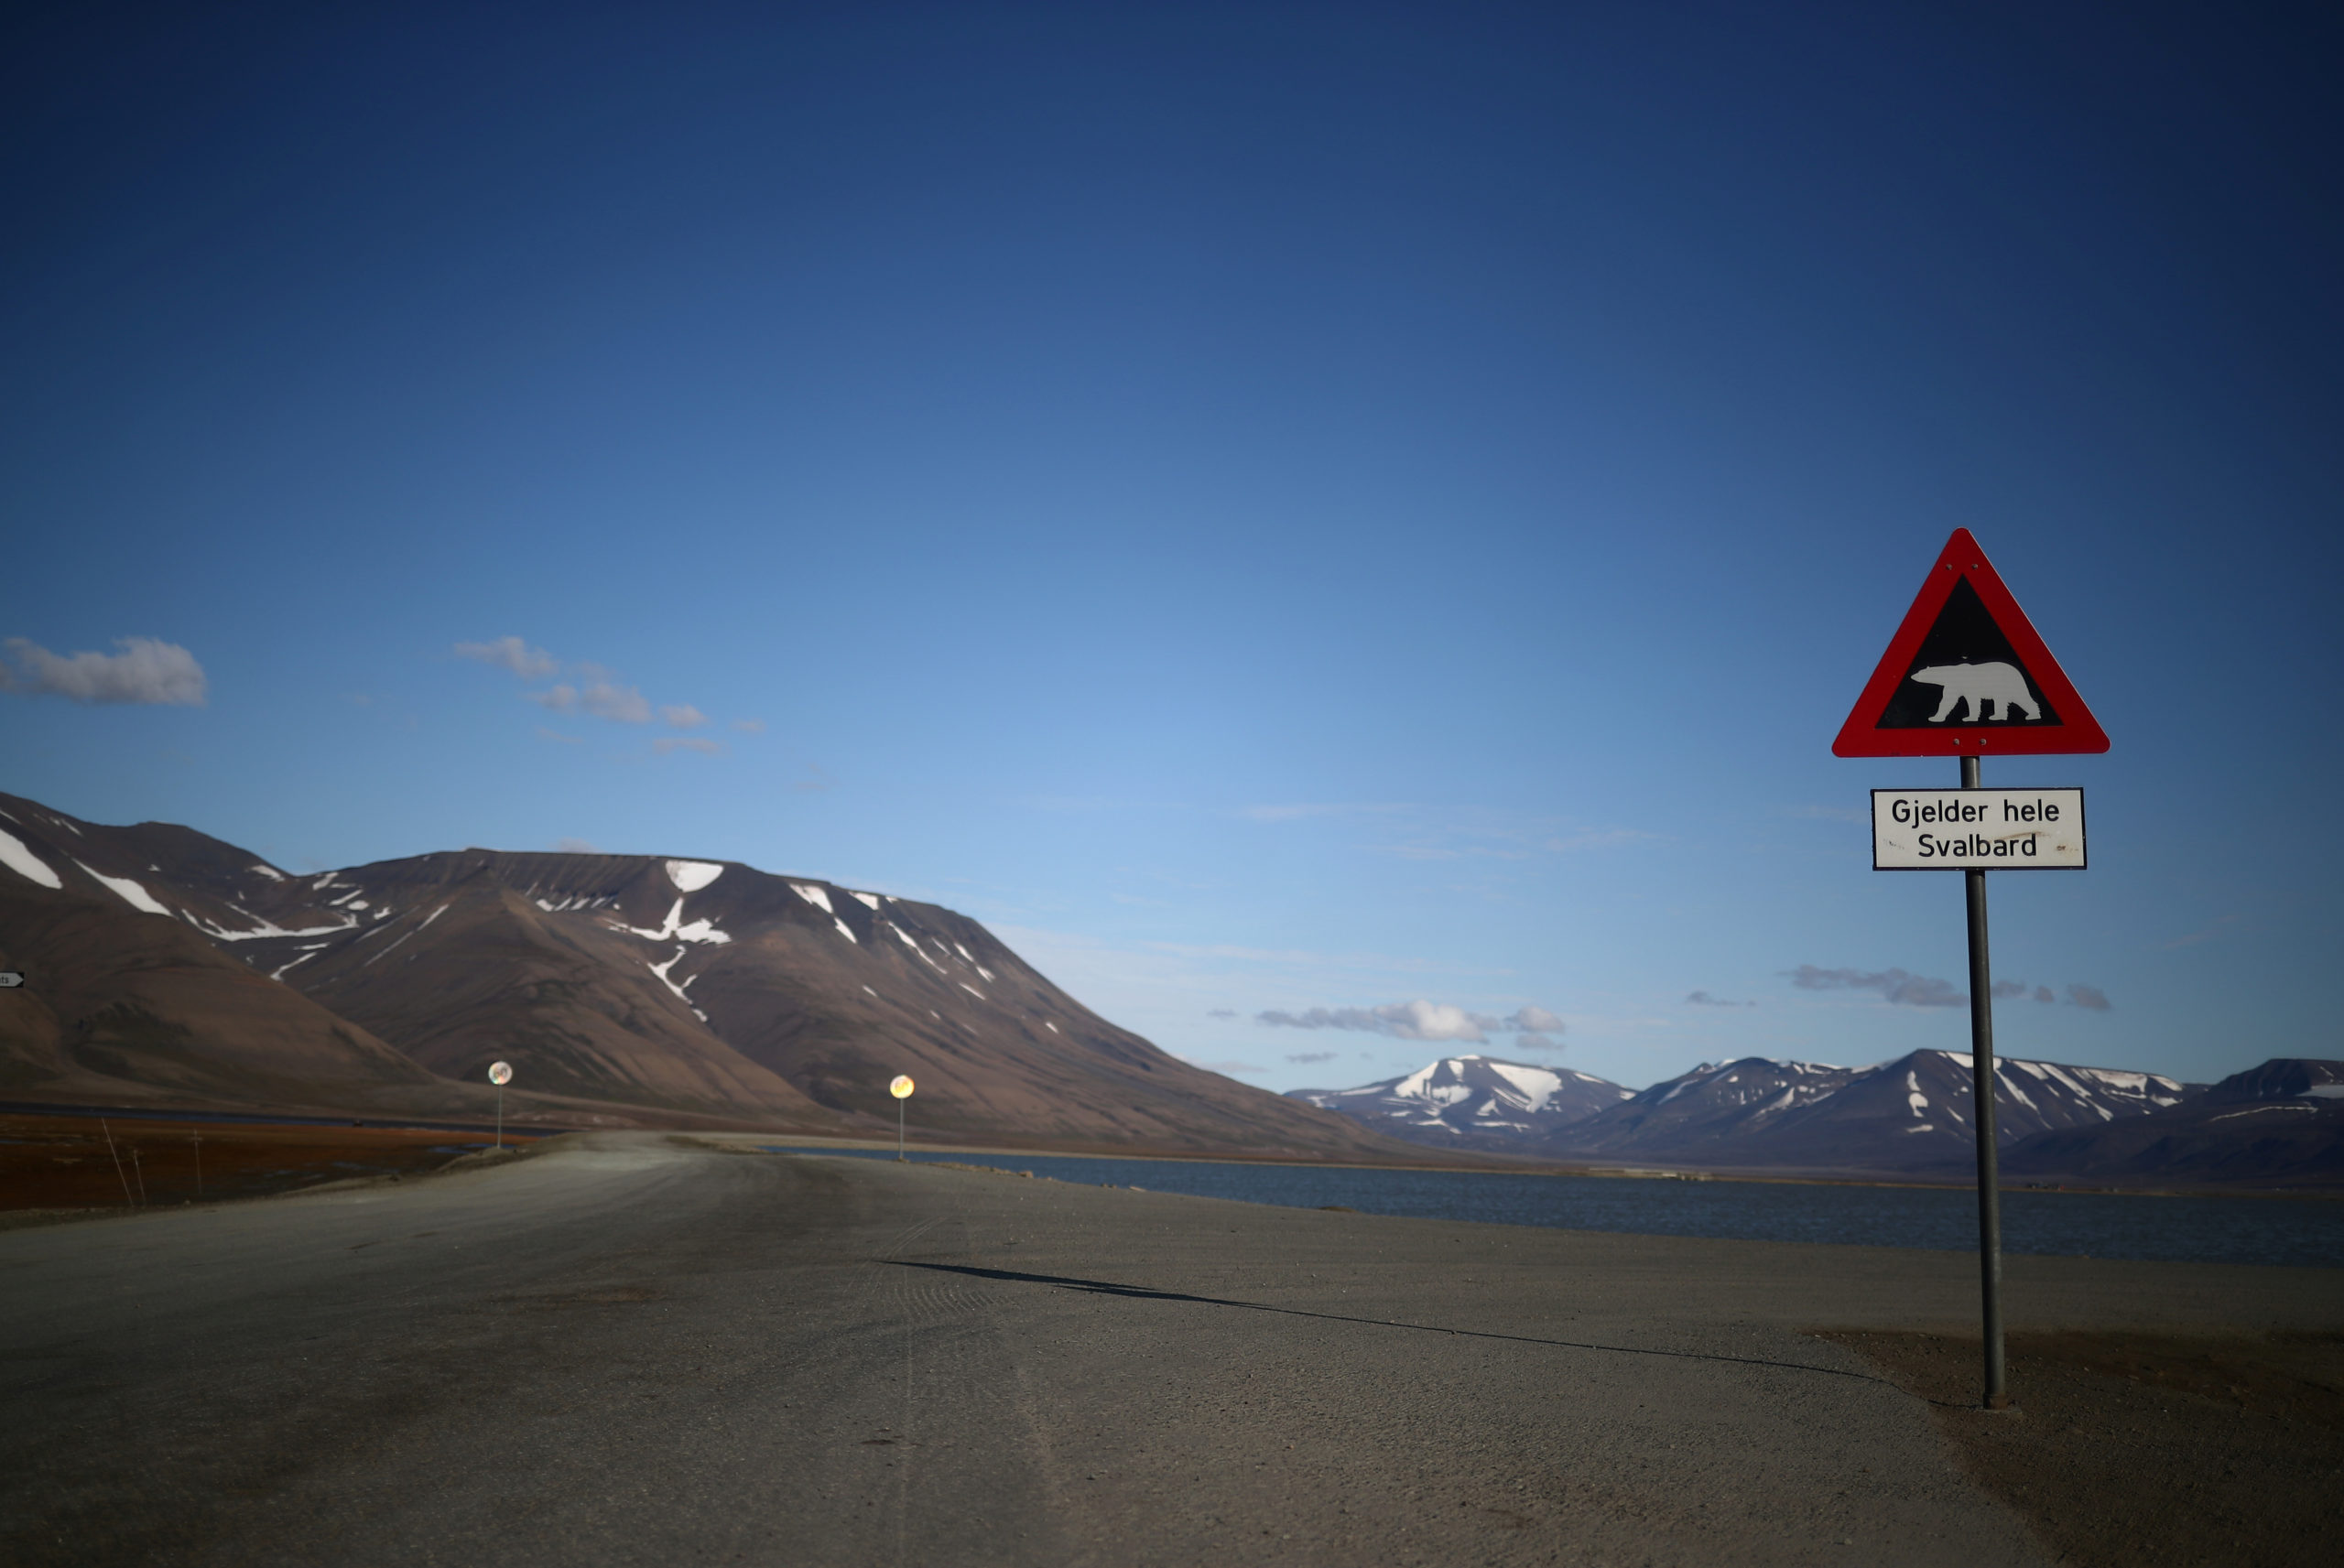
[0,794,1407,1156]
[0,808,438,1112]
[2003,1058,2344,1187]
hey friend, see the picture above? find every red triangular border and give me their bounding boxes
[1833,529,2108,757]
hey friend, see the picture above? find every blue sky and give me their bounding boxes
[4,1,2338,1094]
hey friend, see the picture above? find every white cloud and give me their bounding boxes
[1254,999,1565,1044]
[2065,983,2112,1011]
[3,636,207,706]
[732,717,765,733]
[461,639,685,729]
[580,681,650,723]
[454,636,558,679]
[654,737,722,756]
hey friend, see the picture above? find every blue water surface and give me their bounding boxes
[765,1147,2344,1271]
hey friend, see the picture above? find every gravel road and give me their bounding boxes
[5,1132,2336,1566]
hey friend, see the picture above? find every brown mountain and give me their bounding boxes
[0,795,445,1115]
[2002,1058,2344,1187]
[0,793,1407,1157]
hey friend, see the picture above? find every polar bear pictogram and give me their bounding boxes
[1906,661,2039,723]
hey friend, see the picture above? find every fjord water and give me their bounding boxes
[777,1148,2344,1270]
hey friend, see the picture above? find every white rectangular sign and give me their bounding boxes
[1872,788,2085,870]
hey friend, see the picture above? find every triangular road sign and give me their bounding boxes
[1833,529,2108,757]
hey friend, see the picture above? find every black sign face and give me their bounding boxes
[1874,578,2061,729]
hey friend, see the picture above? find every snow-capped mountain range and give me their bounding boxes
[1286,1055,1634,1152]
[1295,1048,2218,1176]
[1552,1050,2194,1172]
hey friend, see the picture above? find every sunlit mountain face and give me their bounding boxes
[0,792,1413,1157]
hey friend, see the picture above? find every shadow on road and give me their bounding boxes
[885,1259,1890,1385]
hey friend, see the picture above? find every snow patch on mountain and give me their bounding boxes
[73,860,173,916]
[363,903,449,968]
[190,909,361,942]
[648,946,709,1021]
[613,898,732,946]
[0,828,61,889]
[667,860,724,892]
[790,882,833,914]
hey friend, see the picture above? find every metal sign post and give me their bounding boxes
[1835,530,2107,1411]
[889,1075,916,1160]
[1960,754,2008,1408]
[488,1061,513,1147]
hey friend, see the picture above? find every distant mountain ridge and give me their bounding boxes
[1550,1050,2197,1173]
[2002,1058,2343,1188]
[1286,1055,1633,1152]
[1301,1046,2341,1185]
[0,792,1410,1158]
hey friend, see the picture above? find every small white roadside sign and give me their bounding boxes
[1872,788,2085,870]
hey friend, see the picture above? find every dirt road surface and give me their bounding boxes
[4,1133,2336,1566]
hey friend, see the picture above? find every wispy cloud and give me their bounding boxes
[1284,1051,1338,1065]
[1141,941,1511,978]
[2065,983,2112,1011]
[457,638,706,733]
[581,681,651,722]
[1544,828,1659,852]
[1239,803,1412,823]
[1785,965,1965,1008]
[1206,1008,1238,1020]
[527,677,649,722]
[2162,914,2240,950]
[454,636,558,679]
[1686,990,1755,1007]
[1254,1000,1563,1044]
[3,636,207,706]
